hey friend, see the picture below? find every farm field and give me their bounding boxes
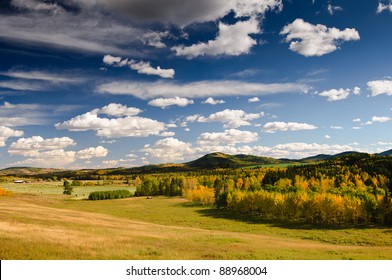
[1,188,392,260]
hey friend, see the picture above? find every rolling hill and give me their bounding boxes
[0,167,64,176]
[1,149,391,178]
[186,152,280,168]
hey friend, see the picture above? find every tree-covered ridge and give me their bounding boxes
[186,152,280,168]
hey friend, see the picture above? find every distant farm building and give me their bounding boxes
[14,180,25,184]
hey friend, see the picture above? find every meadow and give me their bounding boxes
[1,181,135,199]
[1,182,392,260]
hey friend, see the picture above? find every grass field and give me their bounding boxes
[1,181,135,199]
[1,184,392,260]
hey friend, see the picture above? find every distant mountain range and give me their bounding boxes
[1,149,391,177]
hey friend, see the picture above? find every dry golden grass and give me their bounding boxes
[1,194,392,260]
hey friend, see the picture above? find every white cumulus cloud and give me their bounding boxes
[280,18,360,57]
[372,116,391,123]
[367,79,392,96]
[76,146,108,159]
[248,97,260,103]
[142,137,194,162]
[148,97,194,108]
[318,88,350,101]
[318,87,360,101]
[353,86,361,95]
[98,103,142,116]
[8,136,76,157]
[197,129,258,146]
[11,150,77,168]
[0,126,24,147]
[55,104,166,138]
[8,135,109,167]
[202,97,225,105]
[172,18,260,58]
[263,121,318,133]
[195,109,264,128]
[265,142,353,158]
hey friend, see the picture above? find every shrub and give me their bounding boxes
[88,189,133,200]
[185,185,215,205]
[0,187,12,196]
[63,180,73,195]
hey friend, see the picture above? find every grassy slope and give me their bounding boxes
[1,193,392,260]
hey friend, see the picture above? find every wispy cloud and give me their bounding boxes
[0,70,87,83]
[327,4,343,15]
[1,0,283,55]
[377,1,392,13]
[96,80,309,100]
[0,69,89,92]
[0,101,81,127]
[0,80,45,91]
[0,1,143,55]
[103,55,175,78]
[91,0,283,26]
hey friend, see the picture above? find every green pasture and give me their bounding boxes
[1,181,135,199]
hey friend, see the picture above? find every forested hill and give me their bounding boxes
[186,152,281,168]
[271,152,392,192]
[379,149,392,156]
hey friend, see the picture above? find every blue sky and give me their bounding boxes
[0,0,392,168]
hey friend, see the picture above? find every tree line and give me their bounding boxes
[133,155,392,225]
